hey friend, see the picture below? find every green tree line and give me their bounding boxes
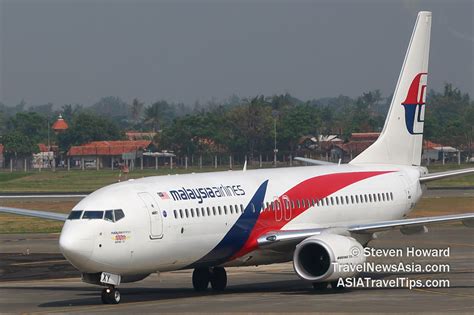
[0,83,472,159]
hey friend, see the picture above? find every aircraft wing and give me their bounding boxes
[420,168,474,183]
[257,213,474,249]
[294,157,336,166]
[0,206,67,221]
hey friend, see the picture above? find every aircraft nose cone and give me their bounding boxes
[59,225,94,271]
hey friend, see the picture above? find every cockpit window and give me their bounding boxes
[104,210,114,222]
[67,211,83,220]
[114,209,125,222]
[82,211,104,219]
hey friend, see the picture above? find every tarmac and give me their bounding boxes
[0,224,473,313]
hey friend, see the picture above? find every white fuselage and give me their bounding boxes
[59,164,423,277]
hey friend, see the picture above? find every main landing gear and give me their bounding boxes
[101,286,121,304]
[192,267,227,292]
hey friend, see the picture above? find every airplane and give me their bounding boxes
[1,11,474,305]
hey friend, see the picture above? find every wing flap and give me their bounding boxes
[0,206,68,221]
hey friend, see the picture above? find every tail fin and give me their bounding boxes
[350,11,432,166]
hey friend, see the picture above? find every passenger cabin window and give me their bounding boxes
[67,211,83,220]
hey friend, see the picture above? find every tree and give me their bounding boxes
[3,131,39,159]
[29,103,54,117]
[279,104,321,152]
[7,112,48,143]
[425,84,472,148]
[131,98,144,123]
[90,96,130,127]
[61,104,83,122]
[144,101,176,131]
[58,112,123,151]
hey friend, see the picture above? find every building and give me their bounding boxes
[32,144,56,169]
[330,132,380,162]
[422,140,460,164]
[67,140,152,169]
[52,114,69,133]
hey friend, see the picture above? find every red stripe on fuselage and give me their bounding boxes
[231,171,392,260]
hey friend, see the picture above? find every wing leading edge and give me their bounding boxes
[0,206,67,221]
[257,213,474,248]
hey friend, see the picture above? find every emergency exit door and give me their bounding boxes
[138,192,163,239]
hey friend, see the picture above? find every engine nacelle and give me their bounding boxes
[293,233,365,282]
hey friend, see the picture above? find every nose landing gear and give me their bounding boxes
[192,267,227,292]
[101,286,121,304]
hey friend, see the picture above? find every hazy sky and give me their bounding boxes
[0,0,472,107]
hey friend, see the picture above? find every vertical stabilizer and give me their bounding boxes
[350,11,431,166]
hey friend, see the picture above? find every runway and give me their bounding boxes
[0,226,473,313]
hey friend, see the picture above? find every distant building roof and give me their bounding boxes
[37,143,58,153]
[68,140,152,156]
[38,143,49,152]
[423,140,443,150]
[52,114,69,131]
[350,132,380,141]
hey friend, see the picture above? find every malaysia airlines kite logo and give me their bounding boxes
[401,73,428,135]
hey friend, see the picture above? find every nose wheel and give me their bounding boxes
[192,267,227,292]
[101,287,121,304]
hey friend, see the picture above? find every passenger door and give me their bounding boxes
[138,192,163,239]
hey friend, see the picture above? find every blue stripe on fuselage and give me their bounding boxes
[185,180,269,268]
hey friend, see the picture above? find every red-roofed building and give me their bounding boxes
[350,132,380,141]
[67,140,152,169]
[422,140,460,163]
[328,132,380,161]
[52,114,68,133]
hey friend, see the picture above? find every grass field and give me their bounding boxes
[0,167,228,193]
[0,164,473,193]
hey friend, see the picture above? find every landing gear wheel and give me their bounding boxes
[101,287,121,304]
[210,267,227,291]
[192,267,210,291]
[330,280,345,291]
[312,282,328,290]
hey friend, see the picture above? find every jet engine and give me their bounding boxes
[293,233,365,282]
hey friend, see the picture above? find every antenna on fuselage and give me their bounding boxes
[243,159,247,172]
